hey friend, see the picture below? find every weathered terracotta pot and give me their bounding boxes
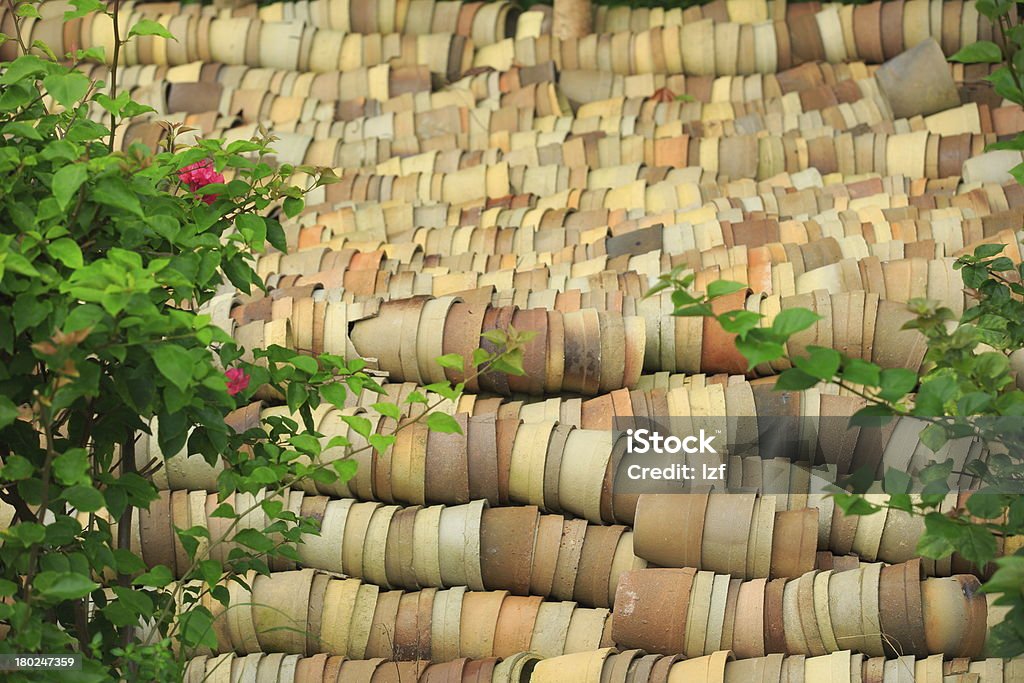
[438,500,486,591]
[770,508,818,579]
[480,506,539,595]
[633,493,709,569]
[574,525,625,609]
[250,568,316,655]
[430,587,465,663]
[532,647,615,683]
[612,568,695,654]
[921,575,987,658]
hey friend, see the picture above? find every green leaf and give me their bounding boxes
[471,348,491,368]
[236,214,267,251]
[332,458,358,481]
[128,19,175,40]
[43,71,90,108]
[426,412,462,434]
[34,571,98,600]
[64,0,105,20]
[773,368,819,391]
[265,218,287,252]
[372,402,401,420]
[282,196,303,218]
[341,415,372,439]
[966,491,1007,520]
[2,121,42,140]
[877,368,917,403]
[62,485,104,512]
[94,176,144,217]
[841,358,881,387]
[0,396,17,430]
[974,243,1008,259]
[919,513,960,558]
[771,308,820,337]
[716,309,762,335]
[986,556,1024,595]
[151,345,194,391]
[368,434,395,454]
[734,337,785,369]
[53,448,90,486]
[481,329,507,346]
[210,503,235,519]
[949,40,1003,64]
[1,454,34,481]
[435,353,464,370]
[180,606,218,650]
[918,423,949,452]
[326,435,351,450]
[0,55,48,85]
[405,391,428,405]
[832,493,880,516]
[320,382,347,409]
[289,354,318,375]
[956,523,998,567]
[883,467,912,495]
[46,238,83,269]
[793,346,841,381]
[705,279,746,299]
[233,528,274,552]
[52,163,88,211]
[289,433,321,457]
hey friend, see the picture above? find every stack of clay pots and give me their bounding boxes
[213,285,951,380]
[532,648,1024,683]
[122,0,526,47]
[632,493,816,581]
[293,498,647,608]
[220,294,648,395]
[192,569,612,662]
[26,0,1024,671]
[611,561,987,660]
[182,649,1024,683]
[0,1,475,78]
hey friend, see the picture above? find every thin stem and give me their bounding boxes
[23,407,58,604]
[4,0,28,55]
[117,431,138,665]
[107,0,121,152]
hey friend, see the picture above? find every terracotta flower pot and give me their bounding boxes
[250,568,316,655]
[921,575,987,658]
[574,525,625,609]
[703,493,756,577]
[430,587,465,663]
[770,509,818,579]
[532,647,616,683]
[633,493,709,569]
[480,505,539,595]
[612,568,695,654]
[437,500,486,591]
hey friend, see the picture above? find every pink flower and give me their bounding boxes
[178,160,225,205]
[225,367,250,396]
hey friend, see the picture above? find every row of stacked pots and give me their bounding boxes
[253,251,981,325]
[612,563,986,660]
[120,1,1012,77]
[182,649,1024,683]
[174,563,985,663]
[212,290,941,385]
[133,385,1011,579]
[282,173,1021,254]
[188,569,612,660]
[0,2,473,77]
